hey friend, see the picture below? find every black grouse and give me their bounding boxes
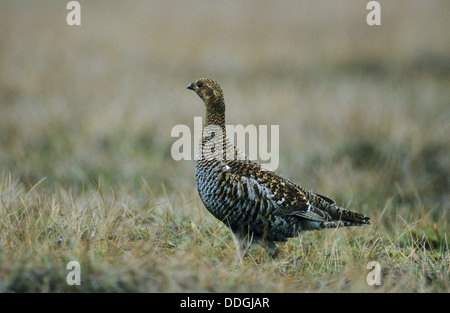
[187,78,370,258]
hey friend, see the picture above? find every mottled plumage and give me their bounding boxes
[187,78,370,258]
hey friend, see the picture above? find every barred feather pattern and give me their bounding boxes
[188,78,370,256]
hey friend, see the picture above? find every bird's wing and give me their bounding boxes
[222,158,370,225]
[221,159,333,223]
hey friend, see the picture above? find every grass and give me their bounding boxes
[0,172,448,292]
[0,1,449,292]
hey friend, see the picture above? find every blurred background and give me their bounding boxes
[0,0,448,213]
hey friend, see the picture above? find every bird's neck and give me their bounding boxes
[199,99,230,161]
[203,99,226,131]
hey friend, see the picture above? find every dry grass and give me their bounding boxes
[0,1,449,292]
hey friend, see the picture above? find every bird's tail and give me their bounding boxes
[324,206,371,228]
[313,192,370,227]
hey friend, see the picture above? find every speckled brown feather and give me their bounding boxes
[187,78,370,256]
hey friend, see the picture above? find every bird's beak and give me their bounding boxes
[186,83,195,90]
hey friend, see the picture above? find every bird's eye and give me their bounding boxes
[197,81,203,88]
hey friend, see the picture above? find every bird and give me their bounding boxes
[187,78,370,259]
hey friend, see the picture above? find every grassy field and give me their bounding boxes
[0,1,448,292]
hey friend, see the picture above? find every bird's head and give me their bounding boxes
[187,78,224,108]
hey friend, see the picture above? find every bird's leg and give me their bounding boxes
[232,233,253,265]
[266,241,279,259]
